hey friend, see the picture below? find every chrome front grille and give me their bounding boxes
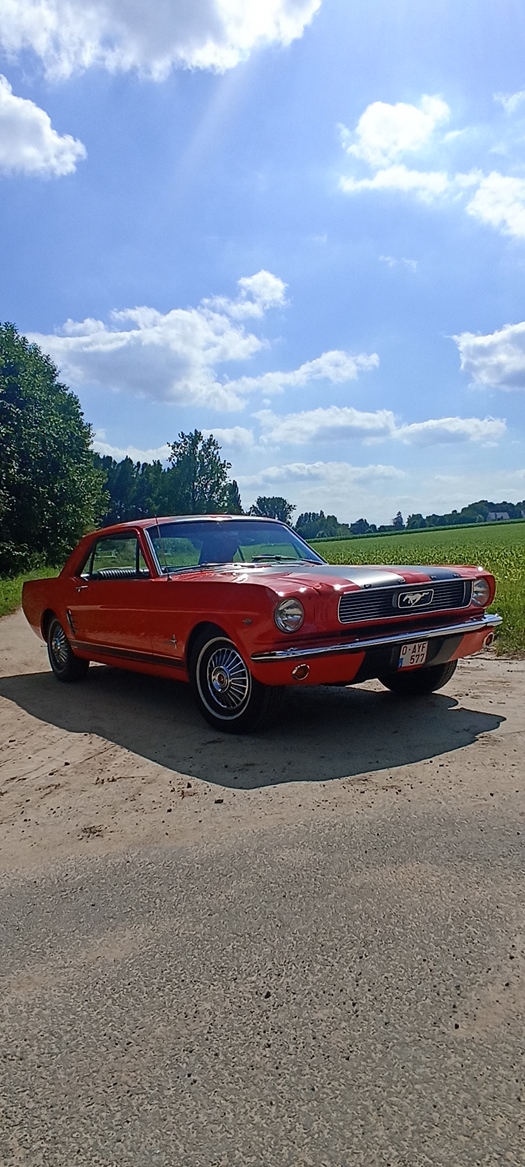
[338,579,472,624]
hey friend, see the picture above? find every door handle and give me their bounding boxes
[75,585,88,592]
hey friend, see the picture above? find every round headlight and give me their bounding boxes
[274,597,305,633]
[472,578,490,606]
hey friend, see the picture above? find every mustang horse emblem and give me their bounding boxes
[397,589,434,608]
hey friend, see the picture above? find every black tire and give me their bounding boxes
[379,659,457,696]
[47,617,89,682]
[189,630,281,733]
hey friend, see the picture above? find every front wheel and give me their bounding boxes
[47,617,89,682]
[379,660,457,696]
[189,631,281,733]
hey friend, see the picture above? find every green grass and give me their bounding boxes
[313,522,525,656]
[0,567,58,619]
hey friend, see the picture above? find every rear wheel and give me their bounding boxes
[379,659,457,696]
[189,630,281,733]
[47,617,89,682]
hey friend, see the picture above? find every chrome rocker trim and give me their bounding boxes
[251,612,502,663]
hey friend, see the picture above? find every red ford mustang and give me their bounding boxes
[22,515,502,732]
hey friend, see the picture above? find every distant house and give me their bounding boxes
[487,511,510,521]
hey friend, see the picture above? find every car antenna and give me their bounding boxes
[154,513,170,579]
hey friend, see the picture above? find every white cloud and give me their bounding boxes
[394,416,506,446]
[380,255,418,271]
[237,270,287,310]
[30,272,377,411]
[204,270,287,319]
[340,95,449,168]
[341,163,481,205]
[454,320,525,391]
[494,90,525,114]
[0,73,85,175]
[0,0,321,80]
[204,426,254,450]
[239,460,405,489]
[256,405,395,444]
[94,437,171,462]
[340,164,450,203]
[466,172,525,238]
[229,349,379,397]
[255,406,506,447]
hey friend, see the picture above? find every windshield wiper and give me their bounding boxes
[161,563,225,574]
[197,561,237,569]
[250,554,295,562]
[250,555,318,563]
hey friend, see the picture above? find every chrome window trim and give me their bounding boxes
[144,527,164,576]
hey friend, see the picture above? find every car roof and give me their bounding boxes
[97,515,285,536]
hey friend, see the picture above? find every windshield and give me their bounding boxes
[148,519,324,572]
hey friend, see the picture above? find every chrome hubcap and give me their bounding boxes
[51,624,68,668]
[206,646,250,711]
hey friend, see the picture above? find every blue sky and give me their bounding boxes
[1,0,525,524]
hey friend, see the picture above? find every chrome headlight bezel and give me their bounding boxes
[472,578,491,607]
[274,597,305,633]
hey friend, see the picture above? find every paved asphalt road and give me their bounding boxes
[1,613,524,1165]
[1,800,524,1167]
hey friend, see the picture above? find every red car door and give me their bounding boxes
[67,531,154,661]
[144,526,204,668]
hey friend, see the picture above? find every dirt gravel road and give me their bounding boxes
[0,608,523,873]
[1,609,525,1166]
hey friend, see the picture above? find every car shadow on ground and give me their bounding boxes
[0,664,505,789]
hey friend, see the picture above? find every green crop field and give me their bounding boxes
[313,521,525,656]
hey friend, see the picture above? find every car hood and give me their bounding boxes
[192,562,467,589]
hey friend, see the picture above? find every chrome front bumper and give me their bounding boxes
[251,612,502,663]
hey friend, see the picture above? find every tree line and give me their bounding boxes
[294,502,525,541]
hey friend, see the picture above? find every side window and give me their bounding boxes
[87,536,150,580]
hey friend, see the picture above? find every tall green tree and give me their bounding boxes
[225,479,243,515]
[0,323,107,575]
[249,496,296,524]
[167,430,234,513]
